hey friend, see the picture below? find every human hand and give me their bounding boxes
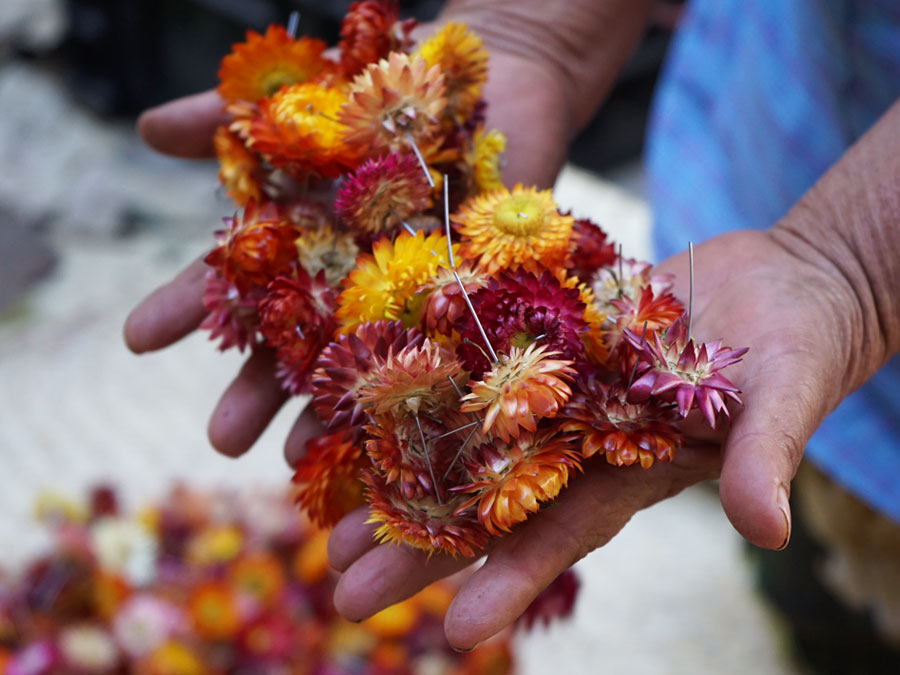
[125,0,652,463]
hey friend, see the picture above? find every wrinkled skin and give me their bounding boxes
[125,0,900,650]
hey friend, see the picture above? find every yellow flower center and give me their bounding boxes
[259,66,305,97]
[493,194,546,237]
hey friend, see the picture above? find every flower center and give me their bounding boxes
[493,195,545,237]
[259,66,305,97]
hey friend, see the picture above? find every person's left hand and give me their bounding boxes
[326,224,865,649]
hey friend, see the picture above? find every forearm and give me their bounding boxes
[772,98,900,395]
[439,0,655,132]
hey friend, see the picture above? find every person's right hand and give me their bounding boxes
[124,0,653,466]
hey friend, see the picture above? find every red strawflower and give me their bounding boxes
[364,412,454,501]
[310,321,424,439]
[205,199,300,294]
[258,270,338,395]
[419,260,490,336]
[199,270,262,352]
[334,153,431,235]
[291,431,367,527]
[563,380,682,468]
[565,216,616,282]
[338,0,416,77]
[624,318,748,428]
[453,269,587,378]
[363,470,488,558]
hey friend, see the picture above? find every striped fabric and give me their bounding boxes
[646,0,900,524]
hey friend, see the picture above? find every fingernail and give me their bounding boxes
[451,642,479,653]
[775,483,791,550]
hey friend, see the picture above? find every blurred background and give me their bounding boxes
[0,1,804,673]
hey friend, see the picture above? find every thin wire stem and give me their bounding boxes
[414,415,441,505]
[442,423,479,480]
[286,11,300,38]
[687,241,695,340]
[405,131,434,188]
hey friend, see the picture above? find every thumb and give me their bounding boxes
[717,340,832,550]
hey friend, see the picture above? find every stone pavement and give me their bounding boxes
[0,60,804,675]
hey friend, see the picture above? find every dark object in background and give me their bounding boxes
[62,0,678,171]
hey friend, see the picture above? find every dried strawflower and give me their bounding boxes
[419,260,490,335]
[454,430,581,535]
[334,153,431,234]
[416,22,488,122]
[456,184,573,274]
[213,126,263,206]
[338,0,415,77]
[200,271,262,352]
[356,339,461,419]
[311,321,424,438]
[218,26,331,103]
[295,223,360,287]
[563,380,682,468]
[460,344,575,442]
[340,52,446,155]
[205,200,299,294]
[364,470,489,557]
[454,270,587,377]
[467,127,506,193]
[258,271,337,394]
[625,318,748,428]
[291,432,367,527]
[565,217,616,282]
[249,83,361,179]
[336,230,456,332]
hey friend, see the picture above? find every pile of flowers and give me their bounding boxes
[202,1,748,559]
[0,485,521,674]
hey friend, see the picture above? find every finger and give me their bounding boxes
[124,258,209,354]
[207,348,289,457]
[137,90,227,159]
[444,450,720,650]
[333,543,474,622]
[327,506,379,572]
[283,407,326,467]
[717,344,828,551]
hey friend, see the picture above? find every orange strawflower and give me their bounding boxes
[218,25,331,103]
[214,125,263,206]
[454,431,581,535]
[248,82,361,179]
[563,381,682,468]
[340,52,446,155]
[205,199,300,294]
[138,641,204,675]
[460,344,576,442]
[335,230,457,332]
[291,432,367,528]
[416,22,488,122]
[455,184,573,274]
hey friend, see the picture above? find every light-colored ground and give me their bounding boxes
[0,62,804,675]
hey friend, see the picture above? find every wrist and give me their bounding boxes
[769,102,900,395]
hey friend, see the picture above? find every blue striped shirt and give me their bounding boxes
[647,0,900,523]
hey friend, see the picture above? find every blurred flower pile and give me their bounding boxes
[0,486,517,674]
[201,1,748,558]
